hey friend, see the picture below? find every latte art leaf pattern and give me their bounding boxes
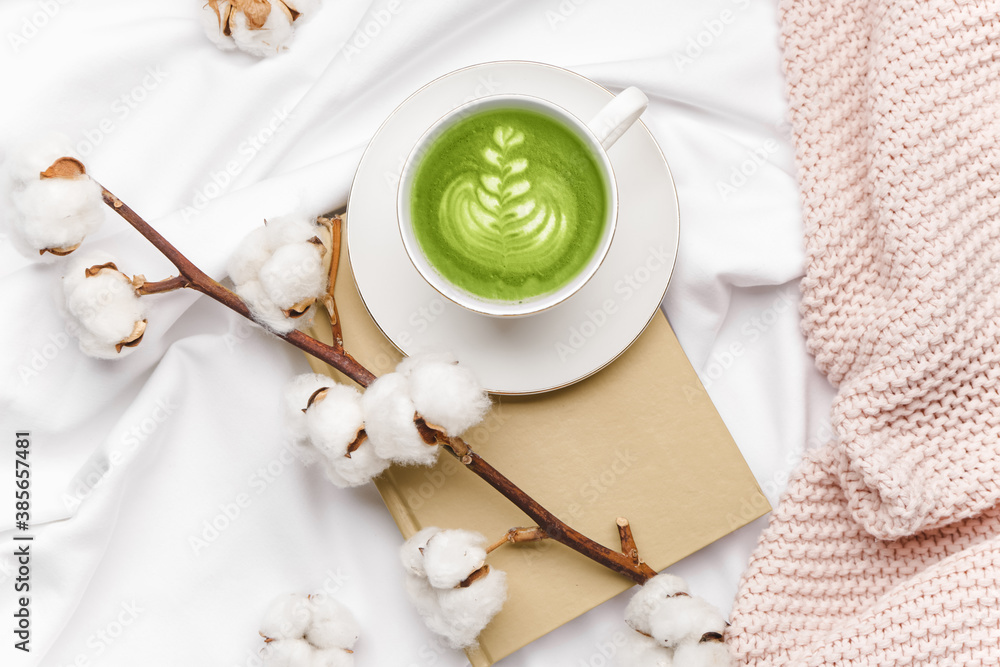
[409,107,607,302]
[437,126,574,282]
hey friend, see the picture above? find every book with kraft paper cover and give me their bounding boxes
[304,226,769,666]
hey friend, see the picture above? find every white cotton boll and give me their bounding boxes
[403,567,508,648]
[433,568,508,649]
[229,4,295,57]
[404,571,439,611]
[12,177,103,238]
[648,596,727,649]
[7,133,79,184]
[400,527,441,577]
[236,280,298,333]
[394,353,437,377]
[305,596,359,651]
[260,593,313,640]
[422,530,487,589]
[282,374,332,444]
[671,641,734,667]
[61,255,146,360]
[63,270,143,344]
[6,133,104,258]
[9,171,104,258]
[259,242,326,311]
[625,573,690,636]
[617,632,672,667]
[303,384,364,458]
[400,354,490,436]
[402,532,506,649]
[321,439,389,488]
[304,383,389,487]
[403,573,448,631]
[264,215,322,248]
[633,573,690,603]
[74,332,125,361]
[228,227,271,286]
[403,573,470,649]
[282,373,332,464]
[200,0,237,51]
[229,216,329,333]
[261,638,313,667]
[310,648,353,667]
[362,373,438,466]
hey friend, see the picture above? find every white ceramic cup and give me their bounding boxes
[397,86,648,317]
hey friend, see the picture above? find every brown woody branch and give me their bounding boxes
[99,186,375,387]
[617,517,641,566]
[451,445,656,585]
[134,274,190,295]
[97,184,656,587]
[486,526,549,554]
[318,215,345,352]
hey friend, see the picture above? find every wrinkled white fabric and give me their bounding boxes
[0,1,833,665]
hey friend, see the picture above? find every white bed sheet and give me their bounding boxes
[0,1,835,665]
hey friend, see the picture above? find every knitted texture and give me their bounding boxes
[730,446,1000,666]
[728,0,1000,664]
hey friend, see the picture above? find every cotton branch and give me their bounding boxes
[617,517,642,566]
[96,186,655,586]
[99,186,375,387]
[443,439,657,585]
[486,526,549,554]
[133,274,189,295]
[317,215,345,352]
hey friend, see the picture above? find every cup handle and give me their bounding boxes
[587,86,649,151]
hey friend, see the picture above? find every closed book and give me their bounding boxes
[305,226,769,665]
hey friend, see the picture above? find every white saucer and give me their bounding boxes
[347,61,679,395]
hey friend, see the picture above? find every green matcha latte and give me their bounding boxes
[408,106,609,304]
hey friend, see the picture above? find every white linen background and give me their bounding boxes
[0,1,836,665]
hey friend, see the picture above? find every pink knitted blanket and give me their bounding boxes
[727,1,1000,665]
